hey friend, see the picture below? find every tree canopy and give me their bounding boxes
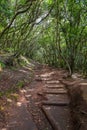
[0,0,87,75]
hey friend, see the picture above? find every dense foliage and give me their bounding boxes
[0,0,87,75]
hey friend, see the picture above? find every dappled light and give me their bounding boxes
[40,72,55,77]
[17,102,22,107]
[19,69,29,74]
[20,89,27,93]
[0,0,87,130]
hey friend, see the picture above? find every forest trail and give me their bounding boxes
[0,1,87,129]
[0,64,87,130]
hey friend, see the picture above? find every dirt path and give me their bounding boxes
[23,65,87,130]
[1,65,87,130]
[16,65,71,130]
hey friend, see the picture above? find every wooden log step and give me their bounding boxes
[46,80,60,84]
[44,89,67,94]
[42,105,71,130]
[43,94,69,105]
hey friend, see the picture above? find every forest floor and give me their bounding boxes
[0,62,87,130]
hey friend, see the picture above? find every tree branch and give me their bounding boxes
[0,3,32,38]
[35,5,54,25]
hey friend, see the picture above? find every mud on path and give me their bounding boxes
[0,64,87,130]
